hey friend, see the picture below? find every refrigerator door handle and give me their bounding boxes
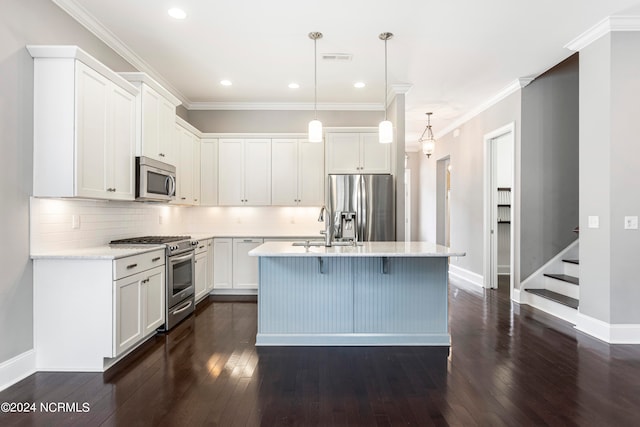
[358,175,365,242]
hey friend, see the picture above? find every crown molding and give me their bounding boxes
[435,79,525,139]
[51,0,188,105]
[390,83,413,96]
[565,16,640,52]
[185,101,384,111]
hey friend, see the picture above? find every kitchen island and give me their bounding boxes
[249,241,465,346]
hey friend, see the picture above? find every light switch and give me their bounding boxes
[588,216,599,229]
[71,214,80,229]
[624,216,638,230]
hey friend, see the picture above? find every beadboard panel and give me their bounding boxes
[258,257,353,334]
[353,257,448,334]
[257,256,451,345]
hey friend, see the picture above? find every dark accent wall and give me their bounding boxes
[521,54,579,280]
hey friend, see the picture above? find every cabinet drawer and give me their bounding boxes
[194,239,209,255]
[114,249,165,280]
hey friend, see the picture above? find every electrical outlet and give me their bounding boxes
[588,216,599,229]
[624,216,638,230]
[158,215,164,225]
[71,214,80,229]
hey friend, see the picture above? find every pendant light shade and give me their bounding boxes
[379,120,393,144]
[379,32,393,144]
[308,32,323,143]
[308,119,322,143]
[419,112,436,158]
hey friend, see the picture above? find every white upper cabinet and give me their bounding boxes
[200,138,218,206]
[272,139,324,206]
[218,138,271,206]
[119,72,181,166]
[29,46,137,200]
[174,121,201,206]
[326,132,391,174]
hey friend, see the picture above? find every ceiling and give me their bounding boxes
[53,0,640,146]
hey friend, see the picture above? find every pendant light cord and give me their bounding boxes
[314,36,318,120]
[384,37,388,121]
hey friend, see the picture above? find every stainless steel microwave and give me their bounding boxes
[135,156,176,202]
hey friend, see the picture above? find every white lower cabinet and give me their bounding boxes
[33,249,165,371]
[194,239,211,303]
[212,237,263,293]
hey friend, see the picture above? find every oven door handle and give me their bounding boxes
[170,253,194,264]
[172,300,193,315]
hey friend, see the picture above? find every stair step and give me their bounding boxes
[544,273,579,285]
[563,259,579,265]
[525,289,579,309]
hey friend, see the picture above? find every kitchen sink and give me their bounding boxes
[292,241,363,247]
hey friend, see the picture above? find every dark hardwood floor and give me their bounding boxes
[2,277,640,426]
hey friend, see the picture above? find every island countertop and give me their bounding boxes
[249,241,465,258]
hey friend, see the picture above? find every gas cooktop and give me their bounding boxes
[109,235,191,245]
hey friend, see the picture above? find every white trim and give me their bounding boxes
[186,101,383,111]
[176,116,202,138]
[565,16,640,52]
[202,132,306,139]
[50,0,188,105]
[518,291,579,325]
[520,239,579,289]
[119,72,181,106]
[256,333,450,346]
[0,350,36,392]
[436,80,527,139]
[575,313,640,344]
[449,264,484,288]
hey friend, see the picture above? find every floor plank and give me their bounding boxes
[2,277,640,426]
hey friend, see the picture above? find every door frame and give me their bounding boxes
[483,123,515,293]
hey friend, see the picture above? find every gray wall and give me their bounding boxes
[520,54,579,280]
[418,91,521,278]
[0,0,135,364]
[580,32,640,324]
[187,110,381,133]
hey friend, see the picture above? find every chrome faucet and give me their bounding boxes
[318,206,332,247]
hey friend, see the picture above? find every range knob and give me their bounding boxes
[191,240,199,246]
[169,245,177,251]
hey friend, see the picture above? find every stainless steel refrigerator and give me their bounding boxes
[328,174,395,242]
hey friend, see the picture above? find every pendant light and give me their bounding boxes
[378,32,393,144]
[419,112,436,158]
[308,32,323,143]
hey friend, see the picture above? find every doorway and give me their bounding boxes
[436,156,451,247]
[483,123,514,292]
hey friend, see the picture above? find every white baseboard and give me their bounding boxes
[575,313,640,344]
[518,290,579,325]
[449,264,484,288]
[0,350,36,392]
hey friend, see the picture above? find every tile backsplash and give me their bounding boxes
[30,198,322,253]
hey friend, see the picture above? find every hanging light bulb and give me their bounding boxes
[308,32,323,142]
[419,112,436,158]
[378,32,393,144]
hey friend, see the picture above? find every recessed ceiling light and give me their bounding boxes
[354,82,366,88]
[288,83,300,89]
[167,8,186,19]
[220,80,232,86]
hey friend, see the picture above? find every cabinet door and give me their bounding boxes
[140,85,161,161]
[218,139,245,205]
[114,274,143,356]
[192,136,201,205]
[109,84,136,200]
[298,139,325,206]
[75,62,109,199]
[194,251,208,302]
[177,126,195,204]
[244,139,271,205]
[206,239,215,291]
[360,133,391,173]
[213,238,233,289]
[326,133,360,174]
[232,238,263,289]
[142,266,165,336]
[200,139,218,206]
[271,139,298,205]
[158,97,177,165]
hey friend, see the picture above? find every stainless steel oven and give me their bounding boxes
[136,156,176,202]
[110,235,197,331]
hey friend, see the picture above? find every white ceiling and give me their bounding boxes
[53,0,640,145]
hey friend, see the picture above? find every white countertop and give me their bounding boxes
[248,241,466,258]
[31,245,165,260]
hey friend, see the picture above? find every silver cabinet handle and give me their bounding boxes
[126,263,138,269]
[142,278,149,284]
[152,257,161,262]
[198,245,205,249]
